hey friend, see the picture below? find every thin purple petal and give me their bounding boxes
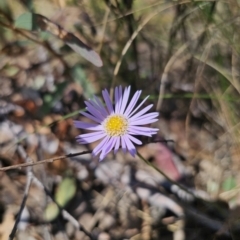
[128,130,152,137]
[92,136,110,156]
[127,95,149,118]
[130,104,153,120]
[124,136,136,157]
[129,126,158,136]
[94,96,108,117]
[115,86,123,113]
[114,137,121,154]
[127,134,142,145]
[100,137,117,160]
[130,118,158,125]
[124,90,141,116]
[133,112,159,120]
[105,137,117,154]
[74,121,103,131]
[120,86,130,114]
[81,111,102,123]
[76,132,106,144]
[90,97,108,117]
[102,89,114,114]
[114,87,118,112]
[121,135,127,153]
[85,101,105,121]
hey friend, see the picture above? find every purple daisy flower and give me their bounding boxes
[74,86,159,160]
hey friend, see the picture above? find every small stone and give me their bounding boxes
[98,232,111,240]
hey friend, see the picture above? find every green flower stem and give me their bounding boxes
[137,151,194,199]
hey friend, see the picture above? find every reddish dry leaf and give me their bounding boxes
[153,143,181,181]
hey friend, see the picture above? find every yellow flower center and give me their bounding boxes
[103,114,129,137]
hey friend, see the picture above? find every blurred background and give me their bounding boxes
[1,0,240,239]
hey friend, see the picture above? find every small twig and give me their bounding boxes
[8,172,33,240]
[0,140,173,171]
[8,141,34,240]
[0,150,91,171]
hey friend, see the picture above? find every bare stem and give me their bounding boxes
[0,150,91,171]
